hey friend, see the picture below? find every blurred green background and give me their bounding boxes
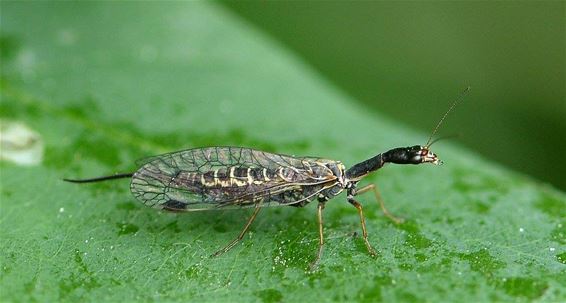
[223,1,566,190]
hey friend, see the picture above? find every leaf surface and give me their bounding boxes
[1,2,564,302]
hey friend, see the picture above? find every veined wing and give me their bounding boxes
[130,147,339,211]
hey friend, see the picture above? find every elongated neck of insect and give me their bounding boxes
[345,148,411,180]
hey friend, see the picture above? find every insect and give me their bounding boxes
[64,87,469,268]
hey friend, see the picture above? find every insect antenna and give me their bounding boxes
[427,133,462,147]
[63,172,134,183]
[425,86,470,147]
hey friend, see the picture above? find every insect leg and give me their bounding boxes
[211,203,262,257]
[347,197,377,257]
[309,201,326,270]
[355,184,403,224]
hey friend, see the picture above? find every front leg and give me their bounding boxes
[354,183,404,224]
[347,190,377,257]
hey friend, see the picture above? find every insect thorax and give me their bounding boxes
[313,160,347,200]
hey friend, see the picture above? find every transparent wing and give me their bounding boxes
[129,147,338,211]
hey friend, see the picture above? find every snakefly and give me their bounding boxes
[64,87,469,268]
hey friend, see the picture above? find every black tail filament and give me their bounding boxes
[63,172,134,184]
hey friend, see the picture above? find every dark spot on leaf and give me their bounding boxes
[212,224,228,233]
[393,246,412,266]
[556,252,566,264]
[305,267,329,285]
[404,232,432,249]
[395,291,420,302]
[74,249,89,273]
[397,220,432,249]
[61,96,101,119]
[356,274,393,301]
[398,263,413,271]
[2,264,10,275]
[458,248,505,278]
[23,276,37,294]
[499,277,548,299]
[1,189,13,198]
[352,237,372,254]
[468,200,491,214]
[0,34,20,61]
[254,288,283,303]
[443,216,463,225]
[163,221,181,233]
[116,201,137,210]
[535,192,566,219]
[185,263,206,279]
[414,253,428,262]
[116,223,139,235]
[0,92,41,119]
[59,249,100,299]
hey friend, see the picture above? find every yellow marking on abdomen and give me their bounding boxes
[263,168,270,181]
[230,166,248,186]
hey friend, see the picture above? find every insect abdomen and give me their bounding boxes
[129,147,345,212]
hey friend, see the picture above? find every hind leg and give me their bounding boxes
[211,204,262,257]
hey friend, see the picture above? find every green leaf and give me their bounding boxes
[1,2,564,302]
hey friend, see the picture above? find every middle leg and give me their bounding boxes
[355,183,403,224]
[309,201,326,270]
[347,197,377,257]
